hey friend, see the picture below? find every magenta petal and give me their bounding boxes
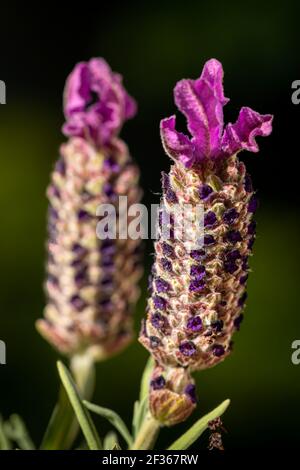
[174,59,228,159]
[160,116,195,168]
[63,62,91,115]
[62,58,137,147]
[221,107,273,156]
[160,58,273,165]
[199,59,229,106]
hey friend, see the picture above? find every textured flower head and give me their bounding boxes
[37,59,142,360]
[62,58,137,147]
[161,58,273,167]
[140,58,273,426]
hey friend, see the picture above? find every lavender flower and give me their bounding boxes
[37,58,142,360]
[140,58,273,425]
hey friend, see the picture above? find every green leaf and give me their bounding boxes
[57,361,102,450]
[41,355,95,450]
[40,385,78,450]
[167,399,230,450]
[83,400,132,447]
[0,415,11,450]
[4,414,35,450]
[132,397,148,439]
[132,401,139,437]
[104,431,120,450]
[140,356,154,402]
[132,356,154,439]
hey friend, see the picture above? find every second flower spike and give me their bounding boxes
[37,58,143,361]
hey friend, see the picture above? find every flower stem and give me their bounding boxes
[130,413,160,450]
[40,353,95,450]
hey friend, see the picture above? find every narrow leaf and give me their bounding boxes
[167,399,230,450]
[132,396,148,439]
[40,385,78,450]
[132,401,140,437]
[57,361,102,450]
[132,356,154,438]
[41,357,95,450]
[140,356,154,402]
[83,400,132,447]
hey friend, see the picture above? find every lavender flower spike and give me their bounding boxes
[37,58,142,360]
[140,58,273,426]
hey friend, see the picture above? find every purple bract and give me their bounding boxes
[160,59,273,168]
[63,58,137,147]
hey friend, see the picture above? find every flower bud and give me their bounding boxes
[149,365,196,426]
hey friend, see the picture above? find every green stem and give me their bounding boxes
[40,353,95,450]
[130,413,160,450]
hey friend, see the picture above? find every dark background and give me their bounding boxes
[0,0,300,450]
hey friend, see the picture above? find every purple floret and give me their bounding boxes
[190,264,206,279]
[227,230,242,243]
[204,211,217,227]
[151,375,166,390]
[223,208,238,224]
[155,277,170,293]
[189,279,205,293]
[190,249,205,261]
[204,234,215,246]
[179,341,197,356]
[187,316,203,332]
[150,336,161,349]
[199,184,213,200]
[185,384,197,404]
[161,258,173,272]
[161,242,175,258]
[153,295,167,311]
[212,344,225,357]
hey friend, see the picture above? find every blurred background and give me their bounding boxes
[0,0,300,450]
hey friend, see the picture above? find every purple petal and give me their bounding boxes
[62,57,137,147]
[63,62,91,115]
[222,107,273,156]
[174,59,228,159]
[160,116,195,167]
[160,58,273,165]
